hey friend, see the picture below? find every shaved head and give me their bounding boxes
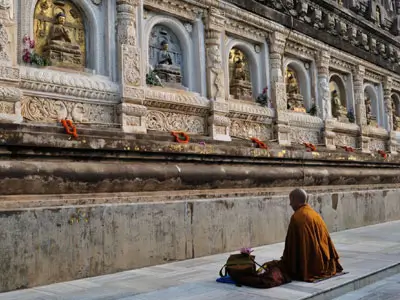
[289,188,308,211]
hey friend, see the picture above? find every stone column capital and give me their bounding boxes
[316,50,330,76]
[269,32,286,54]
[204,7,225,32]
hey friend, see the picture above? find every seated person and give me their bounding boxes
[281,188,343,282]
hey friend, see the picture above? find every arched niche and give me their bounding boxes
[144,15,194,91]
[225,41,258,101]
[329,74,349,121]
[391,93,400,130]
[24,0,101,73]
[364,84,379,126]
[284,59,312,112]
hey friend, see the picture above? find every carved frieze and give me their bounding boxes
[122,45,140,86]
[0,101,13,114]
[224,19,266,42]
[146,110,205,134]
[20,67,119,102]
[21,96,116,124]
[143,0,201,21]
[286,41,316,60]
[369,138,386,151]
[335,133,357,148]
[230,119,272,140]
[290,127,320,144]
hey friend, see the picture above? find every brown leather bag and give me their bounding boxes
[219,255,291,289]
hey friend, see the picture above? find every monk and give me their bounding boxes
[281,188,343,282]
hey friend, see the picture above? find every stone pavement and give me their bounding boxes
[1,221,400,300]
[333,273,400,300]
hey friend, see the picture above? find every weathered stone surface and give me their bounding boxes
[1,188,400,292]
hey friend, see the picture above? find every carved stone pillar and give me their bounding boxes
[384,76,397,153]
[316,51,335,149]
[269,32,290,146]
[204,8,230,141]
[117,0,147,134]
[353,66,369,152]
[0,1,22,123]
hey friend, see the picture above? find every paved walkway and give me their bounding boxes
[333,273,400,300]
[1,221,400,300]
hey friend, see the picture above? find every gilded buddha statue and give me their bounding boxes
[229,48,252,100]
[286,68,305,112]
[331,90,348,121]
[43,12,82,69]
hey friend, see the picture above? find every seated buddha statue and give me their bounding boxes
[154,40,183,88]
[286,72,305,112]
[393,102,400,131]
[331,90,348,121]
[287,74,299,95]
[43,12,82,68]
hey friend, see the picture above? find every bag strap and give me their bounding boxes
[219,264,228,277]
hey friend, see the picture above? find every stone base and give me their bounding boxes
[275,123,291,146]
[208,114,231,141]
[230,80,253,101]
[118,103,147,134]
[44,49,83,71]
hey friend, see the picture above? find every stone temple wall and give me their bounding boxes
[1,0,400,292]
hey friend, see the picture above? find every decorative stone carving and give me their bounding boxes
[91,0,102,5]
[118,103,147,133]
[290,128,320,144]
[319,77,330,119]
[122,44,140,86]
[146,110,205,134]
[206,43,224,100]
[34,1,86,70]
[0,86,22,123]
[230,120,272,140]
[21,96,115,124]
[335,133,357,148]
[19,67,119,102]
[0,22,9,62]
[116,0,137,46]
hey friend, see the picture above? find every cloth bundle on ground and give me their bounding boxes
[219,253,291,289]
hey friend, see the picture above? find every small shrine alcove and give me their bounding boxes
[148,25,185,89]
[228,47,253,101]
[329,75,349,122]
[284,60,311,113]
[364,85,379,126]
[33,0,86,70]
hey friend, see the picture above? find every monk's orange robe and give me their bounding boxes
[282,204,343,282]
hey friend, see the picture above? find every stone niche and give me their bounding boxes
[364,84,379,127]
[329,74,353,123]
[284,59,313,114]
[148,25,186,90]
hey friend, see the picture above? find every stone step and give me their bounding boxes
[300,262,400,300]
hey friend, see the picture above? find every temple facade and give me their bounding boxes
[1,0,400,149]
[1,0,400,292]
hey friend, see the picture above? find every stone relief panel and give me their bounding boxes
[146,110,206,134]
[335,133,357,148]
[230,120,272,140]
[369,138,386,151]
[289,128,320,145]
[21,96,116,124]
[33,0,86,70]
[0,101,14,114]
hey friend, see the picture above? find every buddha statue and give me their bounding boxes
[158,41,173,65]
[43,12,82,68]
[331,90,348,121]
[365,97,375,125]
[286,69,305,112]
[229,48,252,100]
[153,40,183,88]
[287,74,300,95]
